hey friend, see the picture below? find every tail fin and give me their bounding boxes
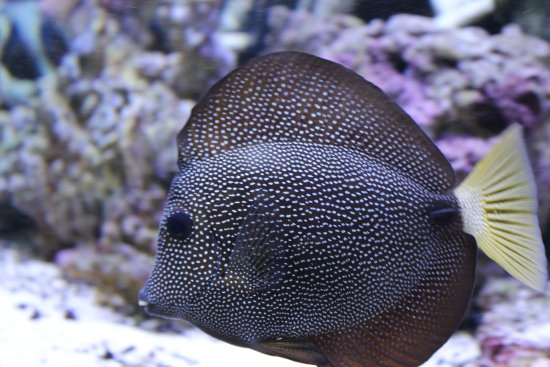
[454,124,548,292]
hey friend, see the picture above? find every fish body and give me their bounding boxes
[140,52,547,366]
[145,141,471,342]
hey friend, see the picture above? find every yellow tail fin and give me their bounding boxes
[454,124,548,291]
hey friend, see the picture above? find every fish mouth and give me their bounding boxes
[138,287,183,318]
[138,288,157,316]
[138,288,149,306]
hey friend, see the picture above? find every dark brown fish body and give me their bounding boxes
[140,52,478,366]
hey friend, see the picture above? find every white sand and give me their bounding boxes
[0,249,303,367]
[0,248,480,367]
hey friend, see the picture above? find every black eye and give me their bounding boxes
[166,212,193,239]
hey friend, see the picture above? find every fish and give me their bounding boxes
[138,51,548,367]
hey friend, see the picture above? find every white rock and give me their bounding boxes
[432,0,495,28]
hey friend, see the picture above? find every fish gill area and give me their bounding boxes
[1,0,550,366]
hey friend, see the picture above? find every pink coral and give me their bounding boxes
[266,9,550,135]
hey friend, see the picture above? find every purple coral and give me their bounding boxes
[436,135,498,174]
[265,10,550,135]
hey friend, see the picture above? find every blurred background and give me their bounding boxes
[1,0,550,365]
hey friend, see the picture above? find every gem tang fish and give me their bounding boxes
[139,52,548,366]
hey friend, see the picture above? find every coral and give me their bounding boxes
[131,0,238,97]
[265,9,550,137]
[0,41,194,256]
[534,118,550,230]
[0,0,262,305]
[55,245,155,308]
[422,332,481,367]
[264,7,550,246]
[0,0,244,249]
[0,0,259,301]
[0,0,206,302]
[265,9,550,226]
[0,0,241,104]
[477,278,550,366]
[435,134,498,181]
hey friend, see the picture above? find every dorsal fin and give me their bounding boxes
[226,191,284,291]
[179,51,454,193]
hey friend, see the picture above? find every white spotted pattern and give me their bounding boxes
[141,52,476,366]
[179,52,455,193]
[143,142,469,345]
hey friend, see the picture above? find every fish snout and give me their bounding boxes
[138,287,149,307]
[138,287,181,318]
[138,288,161,316]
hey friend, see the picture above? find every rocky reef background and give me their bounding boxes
[1,0,550,365]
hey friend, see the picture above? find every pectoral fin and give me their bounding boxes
[227,191,285,291]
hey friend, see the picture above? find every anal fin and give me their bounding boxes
[254,338,330,366]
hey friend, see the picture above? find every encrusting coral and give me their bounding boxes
[266,8,550,136]
[477,277,550,366]
[0,0,239,305]
[1,0,550,364]
[2,0,550,311]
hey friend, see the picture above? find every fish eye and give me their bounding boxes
[166,212,193,239]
